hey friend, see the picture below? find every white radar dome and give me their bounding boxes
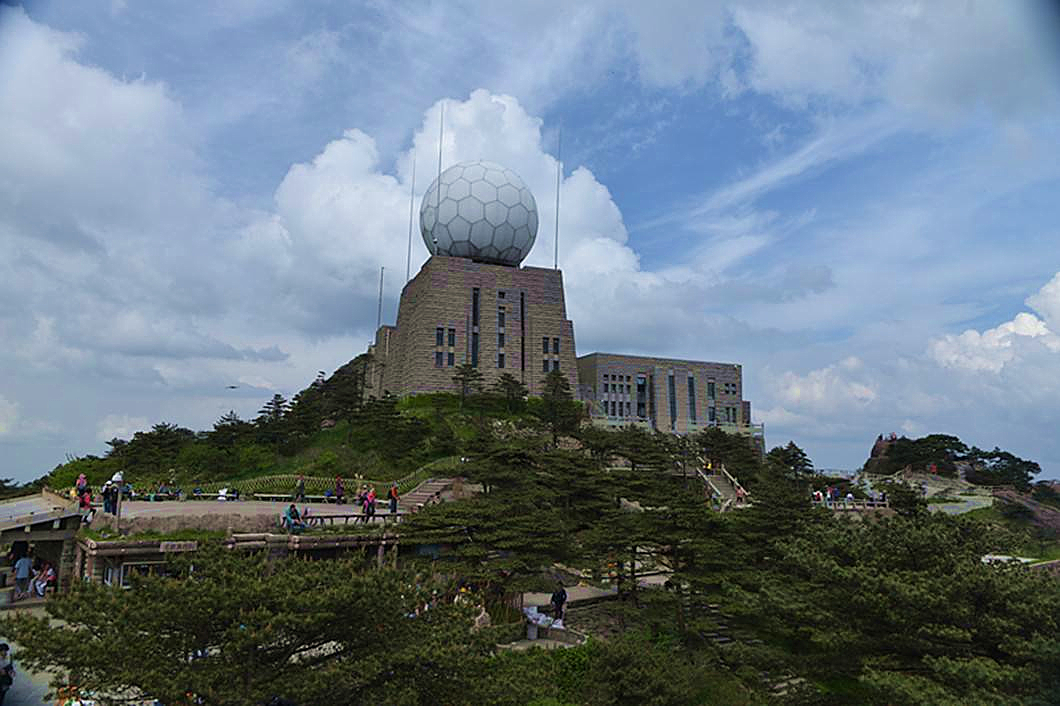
[420,160,538,266]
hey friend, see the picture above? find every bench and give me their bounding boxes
[298,511,406,529]
[255,494,338,504]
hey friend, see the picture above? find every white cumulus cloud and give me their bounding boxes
[97,414,150,443]
[930,273,1060,374]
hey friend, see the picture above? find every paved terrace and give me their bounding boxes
[89,478,458,534]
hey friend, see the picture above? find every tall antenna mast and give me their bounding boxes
[554,128,562,270]
[405,151,416,282]
[435,101,445,249]
[376,266,384,331]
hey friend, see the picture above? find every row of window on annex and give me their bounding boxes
[595,369,741,428]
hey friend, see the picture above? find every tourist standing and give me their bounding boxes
[13,553,33,602]
[106,482,119,514]
[335,476,345,505]
[388,483,399,514]
[294,474,306,503]
[550,583,567,621]
[366,487,377,517]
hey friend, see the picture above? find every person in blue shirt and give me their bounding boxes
[283,504,305,533]
[13,554,33,601]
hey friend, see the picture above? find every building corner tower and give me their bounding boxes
[366,160,578,398]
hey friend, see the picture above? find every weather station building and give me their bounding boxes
[366,159,762,446]
[368,161,578,397]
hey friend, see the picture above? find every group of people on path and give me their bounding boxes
[813,486,889,504]
[283,477,400,532]
[352,482,400,516]
[76,471,131,518]
[293,475,399,515]
[814,486,856,503]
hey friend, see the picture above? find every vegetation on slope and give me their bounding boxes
[39,361,583,495]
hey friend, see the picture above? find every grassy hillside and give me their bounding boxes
[42,388,547,495]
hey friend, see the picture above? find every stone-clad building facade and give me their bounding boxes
[361,159,758,445]
[368,256,578,397]
[576,353,763,447]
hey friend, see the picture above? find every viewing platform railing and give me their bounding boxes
[813,499,891,511]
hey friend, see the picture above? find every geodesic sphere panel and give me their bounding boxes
[421,160,538,266]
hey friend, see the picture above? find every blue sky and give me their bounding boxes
[2,1,1060,481]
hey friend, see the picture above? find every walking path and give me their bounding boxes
[105,476,457,521]
[930,495,993,515]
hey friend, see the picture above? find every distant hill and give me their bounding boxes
[862,432,1042,490]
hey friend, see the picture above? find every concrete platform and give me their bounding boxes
[114,499,386,519]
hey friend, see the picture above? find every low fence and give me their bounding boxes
[813,499,891,511]
[154,457,461,499]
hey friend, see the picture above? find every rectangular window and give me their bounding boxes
[626,384,631,394]
[552,337,560,354]
[543,359,550,373]
[447,328,455,347]
[688,376,697,423]
[498,308,506,329]
[626,402,631,416]
[667,374,677,429]
[636,375,647,418]
[611,401,617,416]
[435,327,444,346]
[498,353,505,369]
[707,381,716,399]
[603,383,608,393]
[447,352,454,367]
[708,406,716,423]
[434,351,443,368]
[118,562,166,588]
[498,332,505,348]
[553,360,560,372]
[498,290,505,299]
[471,288,480,367]
[542,337,549,354]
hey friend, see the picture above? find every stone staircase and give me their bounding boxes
[698,466,748,511]
[401,477,456,513]
[686,598,807,697]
